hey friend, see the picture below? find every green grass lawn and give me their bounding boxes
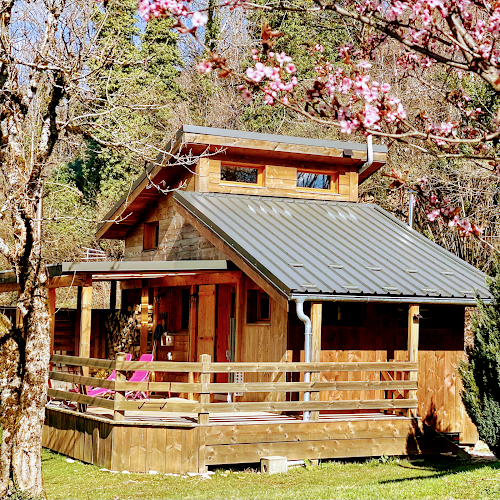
[42,449,500,500]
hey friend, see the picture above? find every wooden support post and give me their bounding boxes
[48,287,56,371]
[198,354,210,425]
[140,280,149,356]
[113,353,127,422]
[74,287,82,356]
[310,302,322,421]
[48,287,56,354]
[79,284,92,377]
[408,304,419,417]
[110,280,117,311]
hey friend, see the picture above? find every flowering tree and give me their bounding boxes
[138,0,500,236]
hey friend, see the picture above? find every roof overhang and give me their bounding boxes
[0,261,232,292]
[96,125,388,240]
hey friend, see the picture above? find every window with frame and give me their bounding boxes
[143,221,159,250]
[246,289,270,323]
[220,164,263,186]
[296,170,337,192]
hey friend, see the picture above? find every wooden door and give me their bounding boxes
[196,284,216,359]
[215,285,233,383]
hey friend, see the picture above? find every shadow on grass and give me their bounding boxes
[375,457,500,486]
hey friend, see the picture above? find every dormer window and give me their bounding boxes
[220,163,263,186]
[297,170,338,193]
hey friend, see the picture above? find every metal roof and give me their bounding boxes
[181,125,388,153]
[174,191,491,305]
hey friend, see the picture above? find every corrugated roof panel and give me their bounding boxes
[174,192,491,303]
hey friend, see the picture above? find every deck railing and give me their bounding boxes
[48,354,418,422]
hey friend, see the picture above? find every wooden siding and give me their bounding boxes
[43,408,198,473]
[200,159,359,202]
[237,278,288,402]
[44,408,459,473]
[288,302,477,443]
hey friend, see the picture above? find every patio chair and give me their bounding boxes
[125,353,154,400]
[71,353,133,398]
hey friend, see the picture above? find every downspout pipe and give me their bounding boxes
[358,135,373,177]
[295,298,312,421]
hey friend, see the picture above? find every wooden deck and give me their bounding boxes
[43,355,467,473]
[43,404,459,474]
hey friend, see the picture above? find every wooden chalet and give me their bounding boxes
[36,126,491,473]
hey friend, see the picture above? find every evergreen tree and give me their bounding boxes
[45,0,182,259]
[458,268,500,456]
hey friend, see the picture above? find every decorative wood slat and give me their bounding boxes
[114,361,419,373]
[111,398,417,412]
[49,355,418,373]
[112,380,418,393]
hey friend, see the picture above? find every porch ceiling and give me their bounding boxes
[174,191,492,305]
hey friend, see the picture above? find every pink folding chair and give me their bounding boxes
[71,353,132,398]
[125,353,154,400]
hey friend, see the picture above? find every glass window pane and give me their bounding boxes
[297,172,331,189]
[221,165,259,184]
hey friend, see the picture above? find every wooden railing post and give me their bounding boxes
[198,354,210,425]
[408,304,419,417]
[310,302,322,421]
[113,353,127,422]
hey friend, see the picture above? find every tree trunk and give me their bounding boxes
[0,272,50,499]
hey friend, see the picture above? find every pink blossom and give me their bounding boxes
[314,44,324,52]
[440,122,453,135]
[264,94,274,105]
[475,20,486,40]
[363,104,381,128]
[430,194,437,204]
[355,74,370,92]
[276,52,292,65]
[191,11,208,27]
[285,63,297,74]
[241,89,252,104]
[421,9,432,25]
[340,119,360,134]
[358,60,372,69]
[427,209,440,221]
[380,83,391,93]
[197,60,213,73]
[363,87,379,102]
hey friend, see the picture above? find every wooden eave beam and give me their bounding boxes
[175,202,289,310]
[120,271,242,290]
[47,274,88,289]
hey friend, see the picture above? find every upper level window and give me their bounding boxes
[221,164,263,186]
[143,221,159,250]
[297,171,332,190]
